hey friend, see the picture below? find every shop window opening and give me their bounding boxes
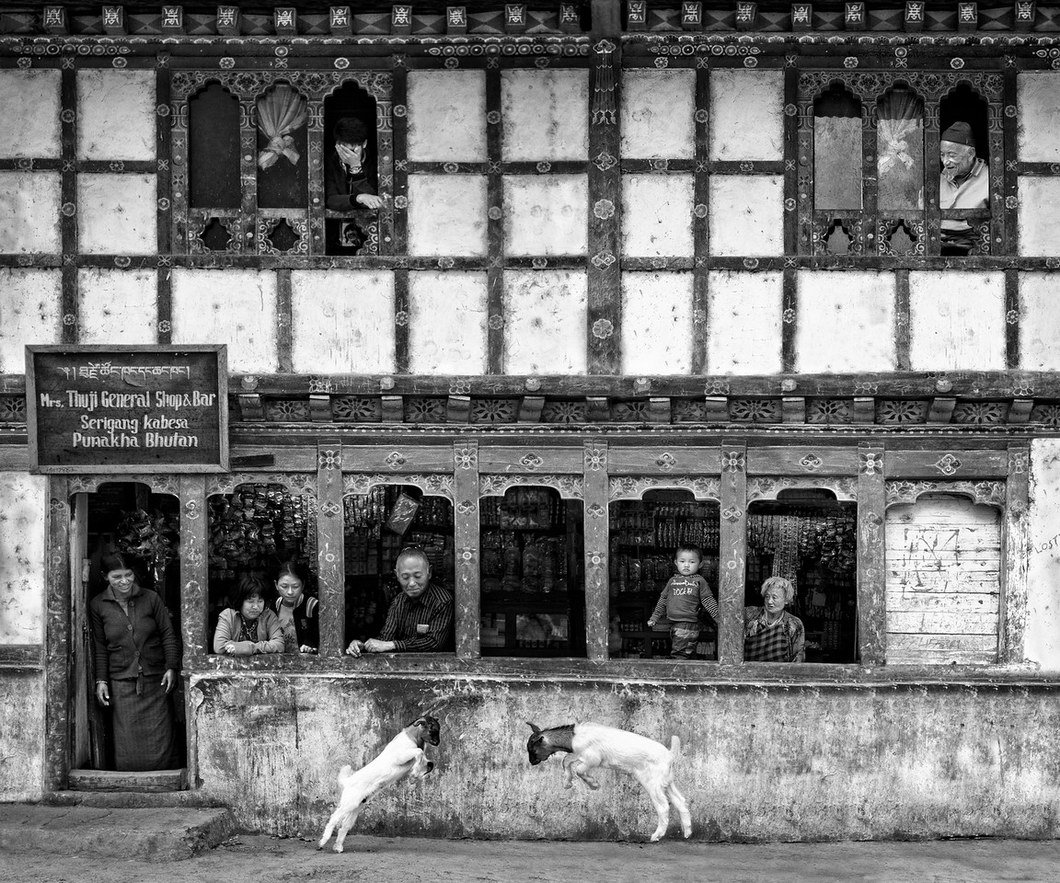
[207,483,317,654]
[745,489,858,664]
[72,482,185,781]
[479,487,585,658]
[343,485,455,650]
[608,491,720,660]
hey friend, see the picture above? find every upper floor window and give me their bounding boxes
[800,72,1000,257]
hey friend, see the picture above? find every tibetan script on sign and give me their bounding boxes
[26,345,228,473]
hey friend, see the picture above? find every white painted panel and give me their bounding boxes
[0,171,60,254]
[885,494,1000,665]
[621,173,694,258]
[407,175,487,257]
[1017,72,1060,163]
[0,472,47,643]
[408,271,488,374]
[407,71,486,162]
[503,270,587,374]
[290,270,395,373]
[78,268,157,345]
[1018,272,1060,370]
[1018,177,1060,256]
[708,175,784,257]
[709,70,784,161]
[706,270,783,374]
[171,269,277,374]
[0,70,61,159]
[908,271,1005,370]
[503,176,588,256]
[796,271,896,372]
[77,69,155,161]
[0,269,62,371]
[620,70,695,159]
[501,70,588,161]
[77,173,157,255]
[1027,439,1060,670]
[621,272,693,375]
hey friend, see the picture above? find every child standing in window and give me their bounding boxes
[647,544,718,660]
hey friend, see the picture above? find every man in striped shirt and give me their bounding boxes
[346,547,454,655]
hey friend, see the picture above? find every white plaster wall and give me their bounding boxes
[77,173,156,255]
[290,270,395,374]
[77,268,157,345]
[621,272,693,375]
[408,271,487,374]
[501,70,588,161]
[621,173,694,258]
[620,70,695,159]
[709,70,785,162]
[503,270,587,374]
[706,271,783,374]
[1018,177,1060,257]
[795,271,896,372]
[0,172,60,254]
[77,69,155,161]
[171,269,277,374]
[709,175,784,257]
[407,71,486,162]
[0,269,62,372]
[1017,72,1060,163]
[407,175,487,257]
[908,272,1006,371]
[1018,272,1060,370]
[0,472,47,644]
[0,70,60,159]
[1026,439,1060,671]
[503,176,588,256]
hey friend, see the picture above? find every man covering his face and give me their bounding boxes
[939,121,988,256]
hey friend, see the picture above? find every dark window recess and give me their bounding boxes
[480,487,585,658]
[256,83,309,209]
[608,491,720,661]
[199,216,232,252]
[343,486,455,646]
[188,83,241,209]
[266,218,300,253]
[745,490,858,665]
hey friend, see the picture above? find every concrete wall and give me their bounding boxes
[192,672,1060,840]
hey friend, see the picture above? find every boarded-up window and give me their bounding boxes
[885,494,1000,664]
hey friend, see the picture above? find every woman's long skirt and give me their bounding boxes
[110,676,178,771]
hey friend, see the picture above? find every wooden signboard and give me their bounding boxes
[26,345,228,473]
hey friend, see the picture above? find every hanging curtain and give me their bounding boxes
[877,89,924,211]
[257,85,308,170]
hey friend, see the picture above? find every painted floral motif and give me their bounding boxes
[455,447,477,469]
[584,447,606,471]
[542,401,586,424]
[934,453,963,476]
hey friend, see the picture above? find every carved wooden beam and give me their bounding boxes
[517,395,545,423]
[381,395,403,423]
[927,397,957,424]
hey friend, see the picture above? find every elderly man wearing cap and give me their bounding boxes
[939,121,989,255]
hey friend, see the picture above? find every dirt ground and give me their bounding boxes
[3,834,1060,883]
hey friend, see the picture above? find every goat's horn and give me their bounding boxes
[526,721,541,734]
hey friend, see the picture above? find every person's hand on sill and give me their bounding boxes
[355,193,383,210]
[299,644,318,654]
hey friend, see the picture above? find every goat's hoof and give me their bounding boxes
[650,834,663,843]
[332,845,344,854]
[683,828,692,839]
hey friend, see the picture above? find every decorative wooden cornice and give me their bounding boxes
[2,372,1060,431]
[4,3,1060,39]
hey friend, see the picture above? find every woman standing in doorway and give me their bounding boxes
[89,553,180,771]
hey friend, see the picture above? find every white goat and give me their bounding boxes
[526,721,692,842]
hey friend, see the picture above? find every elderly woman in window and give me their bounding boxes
[744,576,805,663]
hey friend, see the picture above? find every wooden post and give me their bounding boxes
[1000,444,1030,664]
[44,477,71,791]
[718,441,747,664]
[178,475,208,667]
[316,443,345,656]
[452,440,480,658]
[583,439,609,661]
[856,444,887,665]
